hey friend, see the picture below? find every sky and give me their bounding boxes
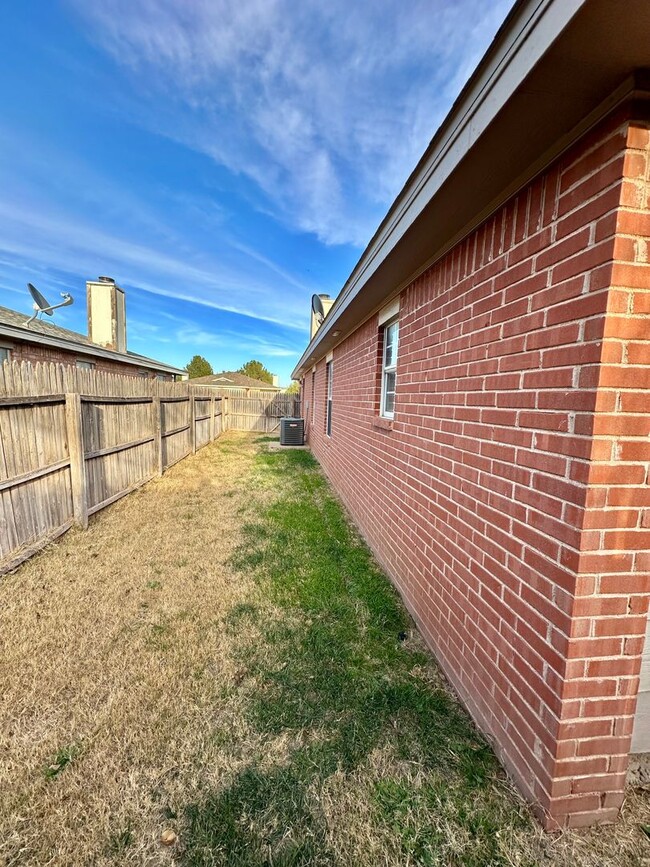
[0,0,514,385]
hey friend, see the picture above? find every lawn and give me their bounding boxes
[0,432,648,865]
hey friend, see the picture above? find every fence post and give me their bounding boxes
[152,396,163,476]
[65,392,88,529]
[190,395,196,454]
[210,395,216,441]
[223,396,229,431]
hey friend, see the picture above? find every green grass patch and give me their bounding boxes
[147,621,173,651]
[43,743,81,780]
[182,447,532,865]
[225,601,260,632]
[105,824,134,858]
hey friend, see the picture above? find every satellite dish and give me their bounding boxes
[24,282,74,326]
[311,293,326,324]
[28,283,55,316]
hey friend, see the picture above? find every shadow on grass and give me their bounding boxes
[181,449,531,866]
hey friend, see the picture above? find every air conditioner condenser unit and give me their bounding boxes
[280,417,305,446]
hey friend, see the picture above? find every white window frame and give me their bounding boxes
[311,369,316,425]
[325,360,333,437]
[380,317,399,419]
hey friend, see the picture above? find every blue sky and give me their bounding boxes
[0,0,513,384]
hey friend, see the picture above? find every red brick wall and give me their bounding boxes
[4,340,172,379]
[555,121,650,824]
[306,111,650,828]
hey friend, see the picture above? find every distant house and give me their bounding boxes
[293,0,650,831]
[190,371,281,392]
[0,277,183,380]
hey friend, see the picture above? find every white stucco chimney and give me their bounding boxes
[86,276,127,353]
[272,374,279,387]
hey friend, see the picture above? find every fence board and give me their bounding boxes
[194,396,212,450]
[66,393,88,528]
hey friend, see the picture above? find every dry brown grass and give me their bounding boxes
[0,432,271,865]
[319,750,650,867]
[1,431,649,866]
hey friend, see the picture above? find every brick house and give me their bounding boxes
[0,277,182,380]
[292,0,650,829]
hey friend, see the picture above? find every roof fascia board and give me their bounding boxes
[0,324,183,374]
[293,77,644,381]
[369,78,645,347]
[292,0,586,378]
[390,74,647,299]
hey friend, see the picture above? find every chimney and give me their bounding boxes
[310,293,335,340]
[86,276,127,353]
[272,374,279,387]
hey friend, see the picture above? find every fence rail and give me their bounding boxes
[0,361,227,575]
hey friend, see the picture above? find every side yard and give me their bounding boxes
[0,432,648,866]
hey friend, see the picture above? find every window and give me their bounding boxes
[76,359,95,370]
[156,374,167,381]
[311,370,316,425]
[380,318,399,418]
[325,361,333,436]
[0,347,10,365]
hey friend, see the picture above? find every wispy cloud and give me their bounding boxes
[169,313,297,360]
[0,173,308,331]
[68,0,514,247]
[0,1,515,384]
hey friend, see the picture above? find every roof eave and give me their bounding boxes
[0,323,184,375]
[292,0,650,380]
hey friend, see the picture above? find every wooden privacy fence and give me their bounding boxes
[0,361,227,575]
[226,390,301,432]
[0,362,305,575]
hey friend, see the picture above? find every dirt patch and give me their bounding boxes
[629,755,650,789]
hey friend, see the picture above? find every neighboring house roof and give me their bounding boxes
[190,371,281,389]
[0,305,184,375]
[292,0,650,379]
